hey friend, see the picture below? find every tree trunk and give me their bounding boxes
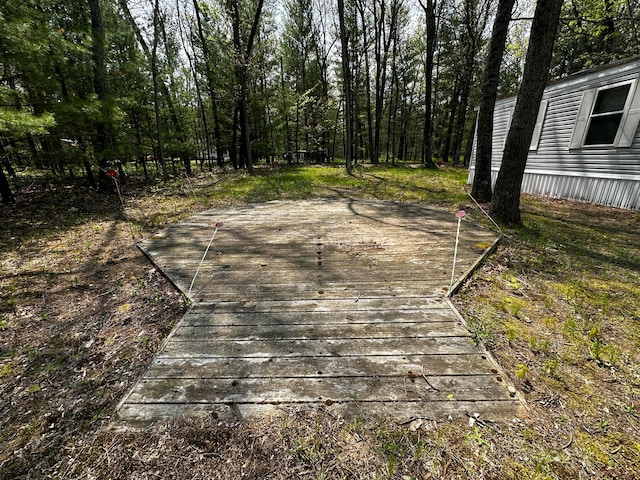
[452,70,472,165]
[84,160,97,189]
[0,166,14,203]
[295,75,300,160]
[280,56,292,160]
[151,0,168,180]
[227,0,264,173]
[472,0,516,203]
[193,0,225,169]
[419,0,438,169]
[88,0,114,192]
[452,0,489,166]
[177,0,210,171]
[490,0,563,225]
[230,105,239,169]
[386,24,399,164]
[463,110,477,166]
[0,144,15,203]
[372,0,399,165]
[158,9,191,175]
[313,23,331,162]
[356,0,374,164]
[442,82,459,162]
[120,0,192,178]
[337,0,354,174]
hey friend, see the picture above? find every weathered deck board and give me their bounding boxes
[126,375,511,404]
[160,336,481,357]
[143,354,500,378]
[179,309,458,326]
[188,283,452,302]
[118,400,523,425]
[118,199,525,424]
[170,322,471,340]
[193,297,452,312]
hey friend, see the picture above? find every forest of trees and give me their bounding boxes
[1,0,639,205]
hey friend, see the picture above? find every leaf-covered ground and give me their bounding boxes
[1,166,638,479]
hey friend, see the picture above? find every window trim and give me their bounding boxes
[585,83,631,146]
[569,79,640,149]
[530,99,548,151]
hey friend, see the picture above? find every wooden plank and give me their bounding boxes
[144,255,476,273]
[143,354,500,379]
[160,336,481,357]
[187,279,452,292]
[166,274,454,295]
[167,267,453,284]
[191,297,451,312]
[118,399,524,425]
[118,200,520,424]
[143,248,492,266]
[170,322,471,341]
[187,283,452,301]
[141,241,492,259]
[144,206,495,224]
[148,255,458,270]
[177,204,462,224]
[140,216,496,236]
[142,233,494,246]
[144,226,497,241]
[180,309,459,326]
[125,374,511,404]
[165,272,457,288]
[186,277,454,293]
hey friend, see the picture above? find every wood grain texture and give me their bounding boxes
[118,199,525,424]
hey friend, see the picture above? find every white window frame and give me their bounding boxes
[569,79,640,149]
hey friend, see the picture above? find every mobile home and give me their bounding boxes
[468,57,640,211]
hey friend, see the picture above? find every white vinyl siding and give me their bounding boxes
[468,58,640,211]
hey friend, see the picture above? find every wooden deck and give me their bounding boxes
[118,199,525,424]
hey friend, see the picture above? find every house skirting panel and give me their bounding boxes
[521,173,640,211]
[467,169,640,211]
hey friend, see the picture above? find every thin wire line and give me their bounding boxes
[188,222,223,297]
[466,191,503,235]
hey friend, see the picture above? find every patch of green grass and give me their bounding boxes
[208,165,469,207]
[0,359,17,378]
[466,315,498,348]
[498,295,526,319]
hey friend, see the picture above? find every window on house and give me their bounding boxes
[569,79,640,149]
[584,84,631,145]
